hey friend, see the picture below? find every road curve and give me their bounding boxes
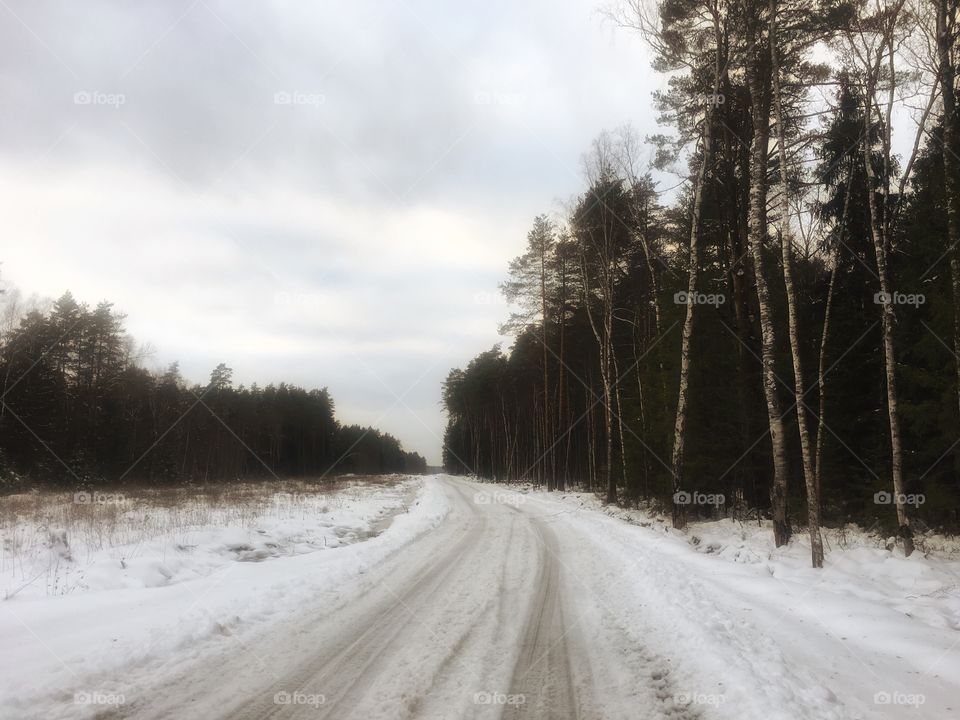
[110,477,683,719]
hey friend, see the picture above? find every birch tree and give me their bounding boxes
[769,0,824,566]
[744,0,792,545]
[844,0,914,555]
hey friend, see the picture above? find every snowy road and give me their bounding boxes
[3,475,958,719]
[115,480,599,719]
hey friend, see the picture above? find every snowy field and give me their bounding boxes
[0,474,957,719]
[0,475,447,718]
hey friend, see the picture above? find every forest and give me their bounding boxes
[0,291,427,489]
[442,0,960,565]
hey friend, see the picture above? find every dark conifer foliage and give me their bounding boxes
[442,0,960,542]
[0,292,426,489]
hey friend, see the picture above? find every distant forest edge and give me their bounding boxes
[0,290,427,489]
[441,0,960,559]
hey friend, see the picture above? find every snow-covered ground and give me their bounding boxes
[517,485,960,719]
[0,476,449,718]
[1,475,957,719]
[1,477,423,601]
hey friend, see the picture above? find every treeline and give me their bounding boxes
[0,292,427,489]
[443,0,960,565]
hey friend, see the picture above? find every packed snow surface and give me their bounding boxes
[0,475,957,719]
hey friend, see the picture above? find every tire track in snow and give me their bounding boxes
[504,515,579,719]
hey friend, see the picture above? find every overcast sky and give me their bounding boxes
[0,0,666,465]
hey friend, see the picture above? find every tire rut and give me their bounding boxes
[504,516,578,719]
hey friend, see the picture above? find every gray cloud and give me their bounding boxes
[0,0,660,464]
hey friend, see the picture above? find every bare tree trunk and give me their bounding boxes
[586,369,597,491]
[770,0,822,566]
[635,193,670,413]
[603,308,615,504]
[670,10,722,529]
[581,250,617,504]
[540,238,552,490]
[632,307,652,499]
[746,11,792,546]
[612,349,629,491]
[861,68,914,556]
[670,123,711,529]
[815,170,854,499]
[557,249,571,491]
